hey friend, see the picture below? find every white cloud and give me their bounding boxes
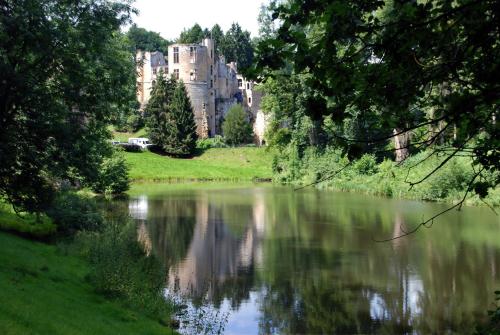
[131,0,266,40]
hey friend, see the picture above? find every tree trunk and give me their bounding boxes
[393,128,410,162]
[309,117,325,148]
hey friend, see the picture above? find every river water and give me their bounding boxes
[124,183,499,334]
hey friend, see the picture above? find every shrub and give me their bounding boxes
[196,135,227,149]
[46,192,103,234]
[353,154,378,175]
[222,104,253,145]
[126,113,145,132]
[91,151,130,195]
[118,143,142,152]
[86,220,171,319]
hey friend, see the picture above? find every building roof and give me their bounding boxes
[150,51,166,68]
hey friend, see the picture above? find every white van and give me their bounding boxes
[128,138,151,149]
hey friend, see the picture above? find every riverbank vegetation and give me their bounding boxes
[0,231,173,335]
[274,147,500,206]
[0,193,178,334]
[253,0,499,209]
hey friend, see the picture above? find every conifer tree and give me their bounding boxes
[145,73,175,148]
[146,76,197,156]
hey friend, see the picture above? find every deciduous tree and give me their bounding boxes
[0,0,135,213]
[255,0,499,199]
[222,105,253,146]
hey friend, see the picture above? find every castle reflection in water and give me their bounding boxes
[126,186,500,334]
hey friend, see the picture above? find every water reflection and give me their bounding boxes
[128,185,500,334]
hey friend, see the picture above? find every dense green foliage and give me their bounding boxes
[179,23,254,72]
[0,202,56,238]
[145,76,198,156]
[222,105,254,145]
[91,150,130,195]
[274,147,500,206]
[254,0,499,201]
[46,193,103,235]
[0,232,174,334]
[0,0,135,213]
[84,220,171,320]
[124,147,273,181]
[178,23,209,44]
[219,23,254,72]
[127,24,171,54]
[196,135,227,150]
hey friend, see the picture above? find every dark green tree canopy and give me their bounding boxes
[177,23,255,73]
[222,104,253,146]
[0,0,135,212]
[145,75,198,156]
[178,23,209,44]
[220,23,254,73]
[256,0,499,196]
[127,24,171,54]
[211,24,225,54]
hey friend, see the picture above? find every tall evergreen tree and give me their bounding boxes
[211,24,225,54]
[146,76,197,156]
[145,73,175,148]
[220,23,254,72]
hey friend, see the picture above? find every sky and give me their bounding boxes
[131,0,266,40]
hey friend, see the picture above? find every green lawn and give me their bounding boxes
[111,128,147,142]
[125,147,273,181]
[0,231,175,335]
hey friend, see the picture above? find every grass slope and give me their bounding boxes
[125,147,273,181]
[111,128,147,142]
[0,232,174,335]
[0,202,56,238]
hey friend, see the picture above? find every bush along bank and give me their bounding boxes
[272,146,500,207]
[0,192,178,334]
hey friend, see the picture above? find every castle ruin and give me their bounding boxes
[136,38,267,144]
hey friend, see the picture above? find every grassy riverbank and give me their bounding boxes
[0,231,174,335]
[125,147,273,181]
[0,203,56,239]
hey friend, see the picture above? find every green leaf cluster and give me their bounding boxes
[0,0,135,213]
[255,0,499,195]
[222,104,253,146]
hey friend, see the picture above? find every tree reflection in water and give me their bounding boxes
[126,185,500,334]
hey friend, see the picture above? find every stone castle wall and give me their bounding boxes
[136,38,268,143]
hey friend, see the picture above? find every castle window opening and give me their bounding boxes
[173,69,179,79]
[190,69,197,81]
[248,97,252,104]
[190,47,197,63]
[202,103,206,111]
[173,47,179,63]
[210,65,213,75]
[238,79,243,88]
[210,79,213,88]
[153,68,157,75]
[247,82,250,89]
